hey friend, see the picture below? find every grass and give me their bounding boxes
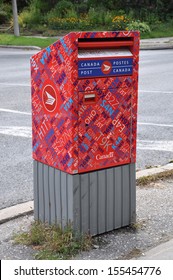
[136,170,173,186]
[0,34,57,49]
[141,21,173,39]
[14,221,92,260]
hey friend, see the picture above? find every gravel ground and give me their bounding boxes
[0,177,173,260]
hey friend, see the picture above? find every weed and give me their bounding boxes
[130,220,147,231]
[136,170,173,187]
[14,221,93,260]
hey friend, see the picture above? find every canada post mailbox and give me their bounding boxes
[31,31,139,175]
[31,31,139,234]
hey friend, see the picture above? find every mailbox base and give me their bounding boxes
[33,161,136,236]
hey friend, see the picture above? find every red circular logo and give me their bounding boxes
[101,61,112,75]
[42,84,57,113]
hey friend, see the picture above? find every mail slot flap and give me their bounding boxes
[78,48,133,58]
[78,37,133,49]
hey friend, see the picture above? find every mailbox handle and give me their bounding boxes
[84,93,96,104]
[78,41,133,49]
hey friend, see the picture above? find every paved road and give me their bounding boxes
[0,49,35,209]
[0,48,173,209]
[138,49,173,168]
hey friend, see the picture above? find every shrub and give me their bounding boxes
[0,10,8,24]
[88,7,105,26]
[0,3,12,24]
[18,8,44,28]
[104,11,114,26]
[127,21,151,33]
[75,2,89,15]
[47,16,92,31]
[111,15,130,31]
[52,0,74,18]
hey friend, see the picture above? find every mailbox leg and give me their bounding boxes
[33,161,136,235]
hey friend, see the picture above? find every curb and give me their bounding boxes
[0,163,173,224]
[135,239,173,260]
[136,162,173,179]
[140,45,173,50]
[0,45,41,50]
[0,201,34,224]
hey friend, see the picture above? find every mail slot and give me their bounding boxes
[31,31,139,175]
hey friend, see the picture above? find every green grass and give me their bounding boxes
[14,221,92,260]
[141,21,173,39]
[0,34,57,48]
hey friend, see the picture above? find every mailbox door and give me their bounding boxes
[78,81,133,173]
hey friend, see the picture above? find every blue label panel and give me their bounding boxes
[78,57,133,78]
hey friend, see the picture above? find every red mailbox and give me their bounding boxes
[31,31,139,174]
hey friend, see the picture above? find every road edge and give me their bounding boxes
[0,45,41,50]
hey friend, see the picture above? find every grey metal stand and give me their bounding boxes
[33,161,136,236]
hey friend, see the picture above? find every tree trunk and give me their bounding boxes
[12,0,20,36]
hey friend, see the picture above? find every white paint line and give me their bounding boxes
[0,126,32,138]
[0,125,172,153]
[138,122,173,128]
[0,82,30,87]
[0,108,31,115]
[137,140,173,153]
[139,89,173,94]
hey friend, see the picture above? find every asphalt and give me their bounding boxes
[0,37,173,260]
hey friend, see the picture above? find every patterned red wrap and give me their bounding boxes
[31,31,139,174]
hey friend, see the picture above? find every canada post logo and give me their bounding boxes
[42,83,57,113]
[78,58,133,78]
[101,61,112,75]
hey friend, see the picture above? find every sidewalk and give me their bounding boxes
[0,163,173,260]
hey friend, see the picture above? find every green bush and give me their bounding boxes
[75,2,89,15]
[51,0,74,18]
[29,0,55,14]
[47,16,92,31]
[88,7,105,26]
[0,3,12,24]
[111,15,130,31]
[127,21,151,33]
[19,8,44,28]
[0,10,8,24]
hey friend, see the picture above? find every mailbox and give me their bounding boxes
[31,31,139,235]
[31,31,139,175]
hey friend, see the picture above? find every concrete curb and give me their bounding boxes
[0,163,173,224]
[0,201,34,224]
[135,239,173,260]
[140,45,173,50]
[0,45,41,50]
[136,162,173,179]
